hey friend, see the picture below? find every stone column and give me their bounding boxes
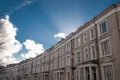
[89,67,92,80]
[83,67,86,80]
[77,69,80,80]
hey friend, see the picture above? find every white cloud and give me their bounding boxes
[21,51,37,59]
[0,15,45,65]
[54,33,66,39]
[21,39,45,59]
[0,15,22,66]
[0,56,19,66]
[6,0,33,15]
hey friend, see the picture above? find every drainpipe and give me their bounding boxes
[43,56,45,80]
[31,61,33,80]
[58,48,59,69]
[71,39,74,80]
[58,48,60,80]
[48,52,50,80]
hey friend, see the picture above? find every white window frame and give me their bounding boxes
[54,50,59,58]
[98,19,108,36]
[90,44,96,60]
[59,47,62,56]
[66,42,71,53]
[75,37,81,48]
[90,27,95,41]
[84,47,89,62]
[62,57,64,67]
[83,32,88,43]
[61,46,64,54]
[101,62,115,80]
[66,55,71,66]
[99,37,112,58]
[75,51,81,64]
[50,54,54,60]
[55,59,58,69]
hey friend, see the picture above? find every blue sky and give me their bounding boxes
[0,0,119,49]
[0,0,119,65]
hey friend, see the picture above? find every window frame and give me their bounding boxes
[98,19,108,36]
[62,57,64,67]
[75,37,81,48]
[65,42,71,53]
[76,51,81,64]
[90,44,96,60]
[99,37,112,57]
[90,27,95,41]
[66,55,71,66]
[54,59,58,69]
[83,32,88,43]
[101,62,115,80]
[84,47,89,62]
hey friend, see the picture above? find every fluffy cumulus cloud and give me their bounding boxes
[21,39,45,59]
[54,33,66,39]
[0,15,45,66]
[0,56,19,66]
[0,15,22,66]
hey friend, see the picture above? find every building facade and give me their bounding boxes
[0,2,120,80]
